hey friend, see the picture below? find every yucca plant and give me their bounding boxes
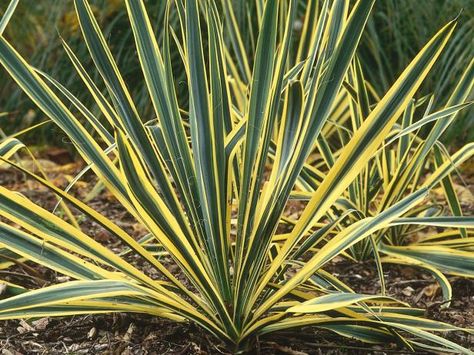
[294,55,474,300]
[0,0,473,353]
[225,0,474,316]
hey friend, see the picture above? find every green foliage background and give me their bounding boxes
[0,0,473,144]
[359,0,474,143]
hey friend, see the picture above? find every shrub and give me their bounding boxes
[0,0,473,352]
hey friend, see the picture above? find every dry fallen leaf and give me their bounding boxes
[95,229,113,242]
[423,284,440,298]
[132,222,148,236]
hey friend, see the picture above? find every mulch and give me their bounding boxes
[0,149,473,354]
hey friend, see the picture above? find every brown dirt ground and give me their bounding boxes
[0,149,473,354]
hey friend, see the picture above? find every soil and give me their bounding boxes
[0,150,473,354]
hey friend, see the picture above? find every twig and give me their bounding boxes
[391,279,432,286]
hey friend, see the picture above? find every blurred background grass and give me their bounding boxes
[359,0,474,144]
[0,0,472,146]
[0,0,166,147]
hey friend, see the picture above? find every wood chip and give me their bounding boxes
[122,323,135,342]
[402,286,415,296]
[0,283,6,296]
[87,327,97,339]
[32,317,49,331]
[18,319,34,333]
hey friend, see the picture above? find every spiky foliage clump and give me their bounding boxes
[0,0,473,353]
